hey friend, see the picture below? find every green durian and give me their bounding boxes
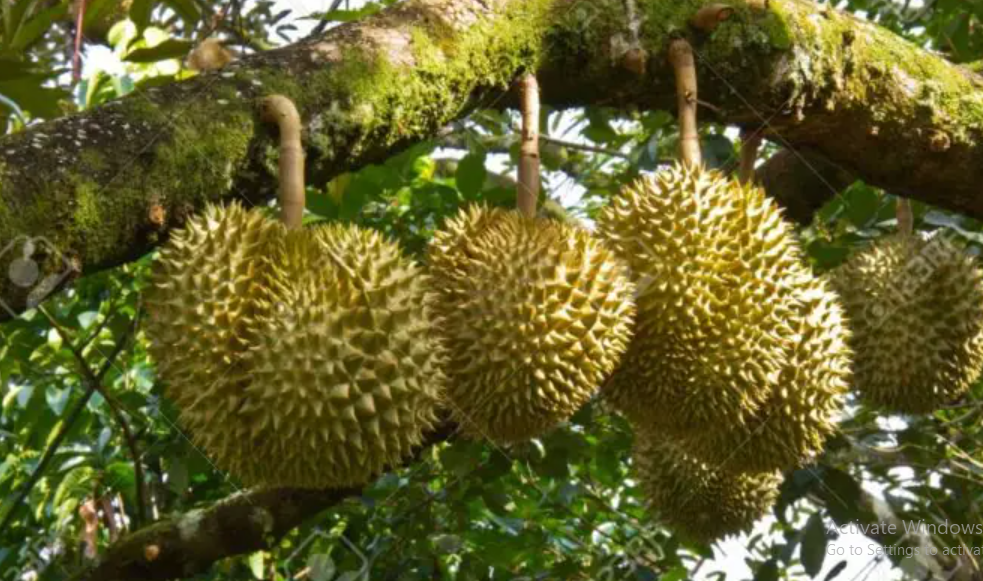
[597,164,811,443]
[832,233,983,413]
[145,202,274,397]
[682,276,852,473]
[147,206,444,488]
[632,430,781,544]
[428,206,635,443]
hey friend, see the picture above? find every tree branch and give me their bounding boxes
[756,148,856,224]
[5,0,983,321]
[38,304,148,526]
[75,422,458,581]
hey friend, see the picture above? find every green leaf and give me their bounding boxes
[801,513,828,577]
[455,154,487,200]
[0,79,70,119]
[124,39,194,63]
[754,559,779,581]
[53,466,95,507]
[824,560,848,581]
[702,134,736,170]
[129,0,154,30]
[816,467,872,525]
[44,386,68,416]
[166,456,188,494]
[584,115,619,144]
[660,566,688,581]
[9,3,68,51]
[80,0,116,31]
[307,192,340,219]
[0,59,39,81]
[247,551,264,579]
[844,182,882,227]
[307,553,336,580]
[105,461,137,506]
[161,0,200,25]
[439,441,482,478]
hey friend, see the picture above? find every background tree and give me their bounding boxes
[2,0,983,579]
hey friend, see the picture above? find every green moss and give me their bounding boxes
[762,0,983,143]
[79,150,109,173]
[249,0,553,176]
[73,181,101,233]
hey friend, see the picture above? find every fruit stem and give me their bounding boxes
[518,73,540,218]
[260,95,305,230]
[740,128,763,185]
[669,39,702,168]
[897,197,914,237]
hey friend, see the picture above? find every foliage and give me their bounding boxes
[2,1,983,580]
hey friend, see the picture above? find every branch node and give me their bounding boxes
[928,129,952,153]
[690,4,735,32]
[148,204,167,228]
[621,47,649,76]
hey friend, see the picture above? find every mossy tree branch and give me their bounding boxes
[3,0,983,321]
[73,487,359,581]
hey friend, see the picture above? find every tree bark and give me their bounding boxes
[3,0,983,320]
[757,148,856,224]
[74,487,358,581]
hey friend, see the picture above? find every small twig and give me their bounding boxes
[518,74,541,218]
[539,135,630,159]
[261,95,305,229]
[669,39,701,167]
[696,98,724,116]
[740,128,763,184]
[39,305,149,526]
[79,298,120,352]
[311,0,347,36]
[691,558,707,577]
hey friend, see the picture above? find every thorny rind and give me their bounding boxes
[3,0,983,320]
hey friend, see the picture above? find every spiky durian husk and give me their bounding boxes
[145,202,274,403]
[597,164,808,441]
[683,277,852,473]
[633,431,780,544]
[202,224,445,488]
[148,209,443,489]
[832,233,983,413]
[428,206,635,443]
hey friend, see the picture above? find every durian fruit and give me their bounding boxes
[632,430,780,544]
[597,164,811,444]
[145,202,275,400]
[428,206,635,443]
[147,208,444,488]
[832,233,983,413]
[682,276,852,473]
